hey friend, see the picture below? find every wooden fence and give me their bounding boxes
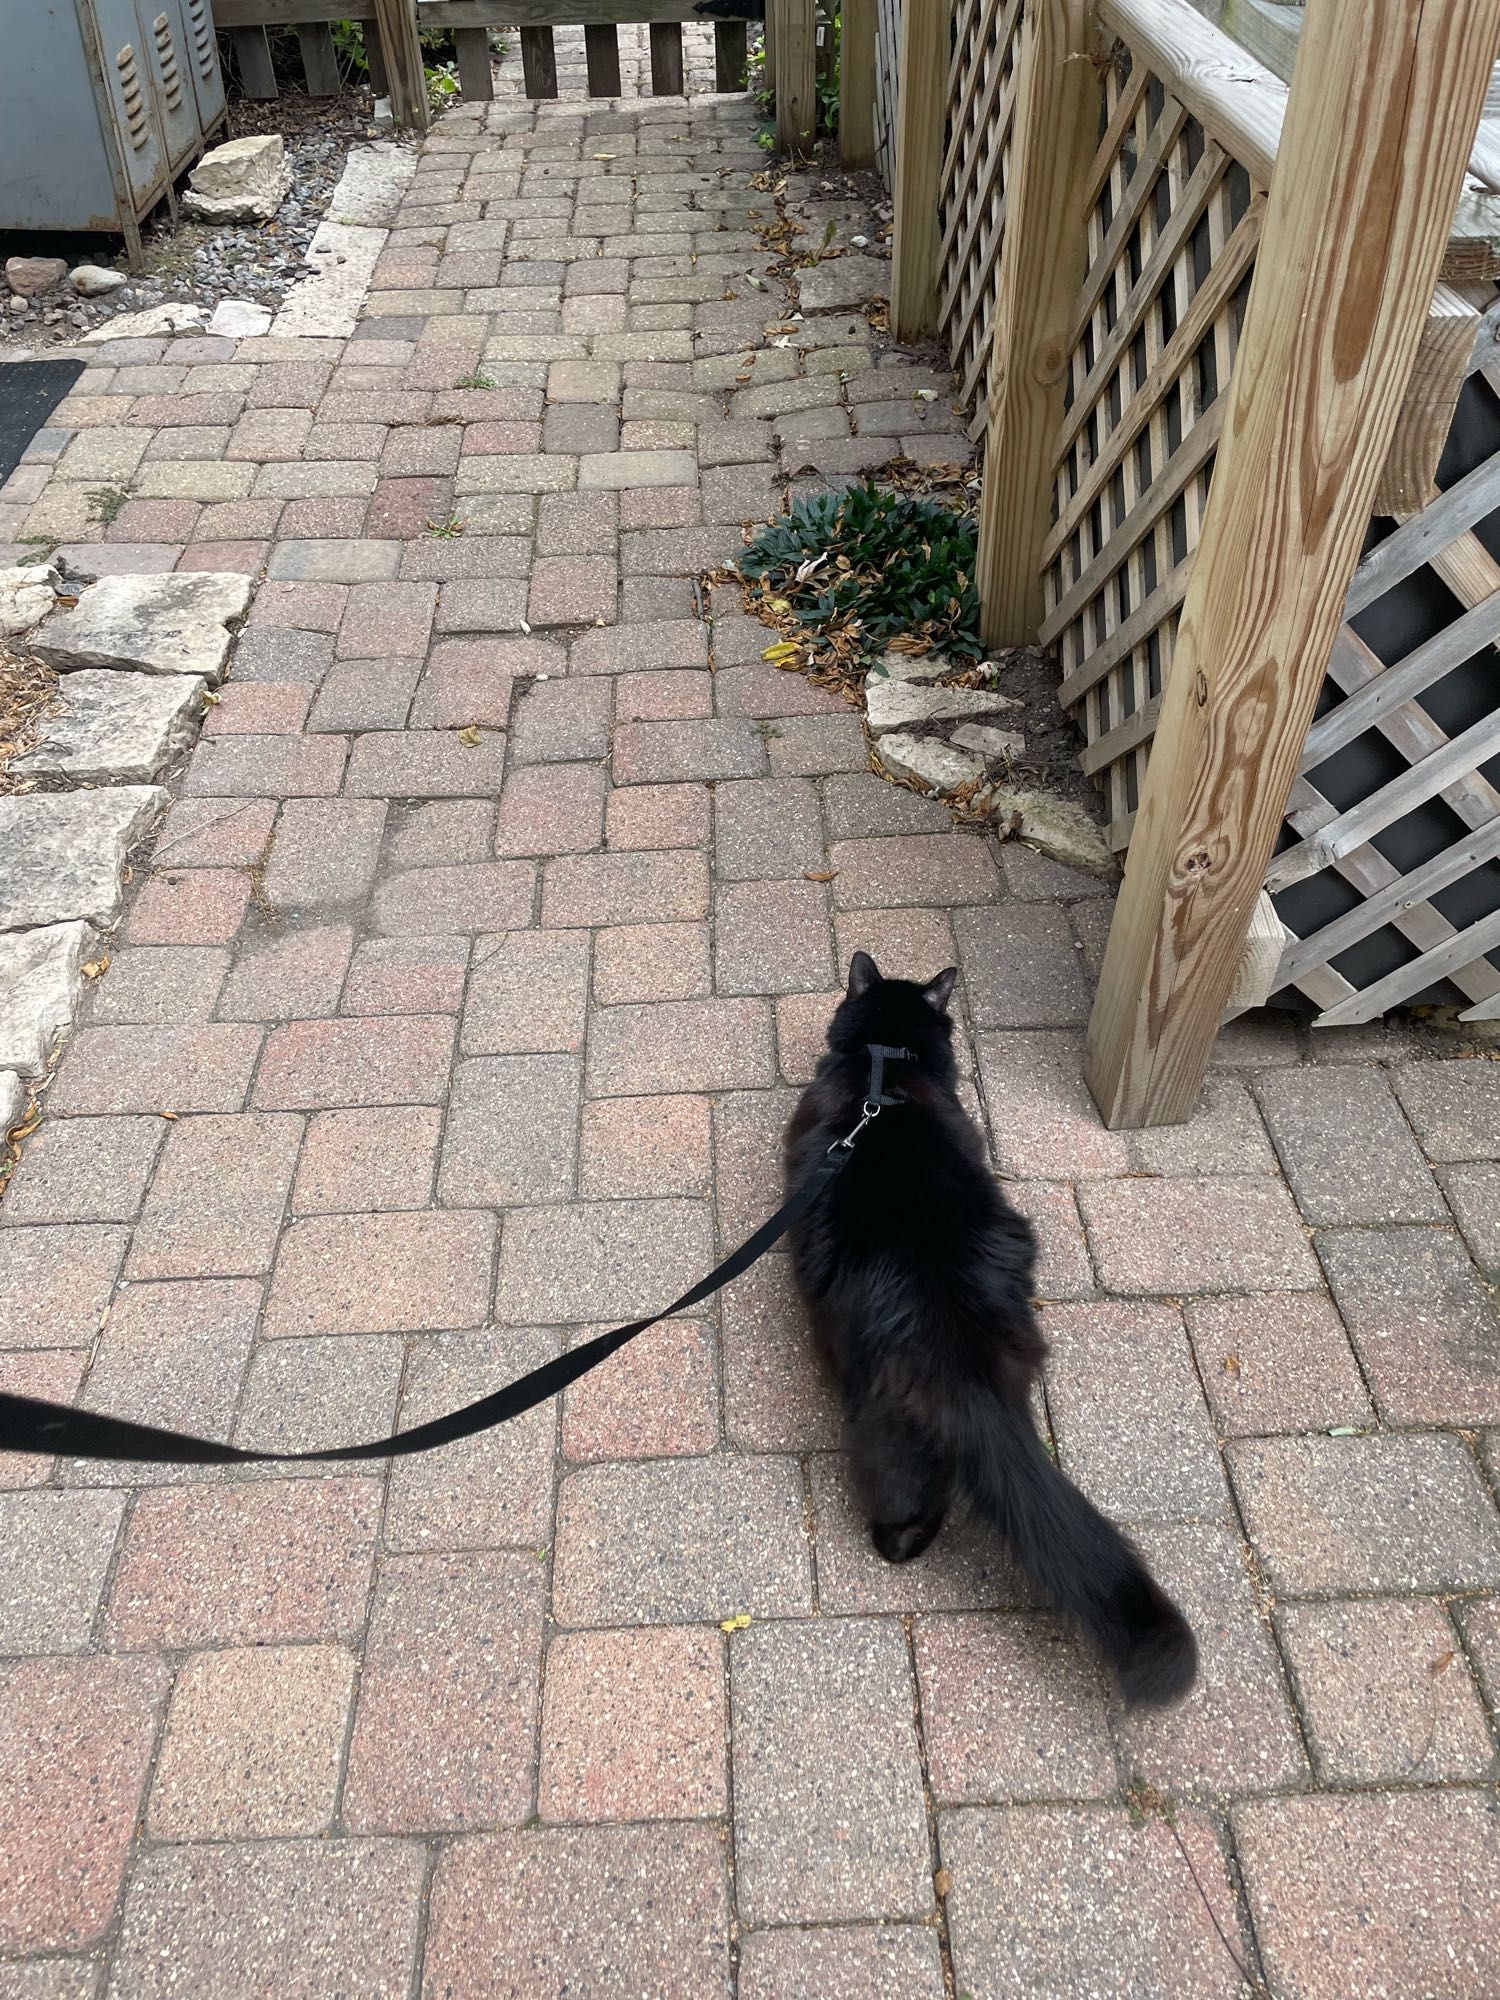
[884,0,1500,1121]
[212,0,752,117]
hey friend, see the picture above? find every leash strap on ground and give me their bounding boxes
[0,1148,851,1469]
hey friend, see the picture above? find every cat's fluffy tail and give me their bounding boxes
[947,1393,1197,1708]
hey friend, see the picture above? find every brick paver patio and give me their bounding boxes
[3,91,1500,2000]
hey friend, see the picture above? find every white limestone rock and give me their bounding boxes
[864,676,1023,735]
[13,670,205,786]
[0,921,97,1078]
[950,722,1025,763]
[977,783,1119,881]
[83,302,207,342]
[29,572,253,685]
[207,299,272,338]
[0,787,168,932]
[0,562,61,638]
[864,646,953,685]
[876,731,986,793]
[70,264,128,297]
[0,1069,24,1136]
[184,134,289,222]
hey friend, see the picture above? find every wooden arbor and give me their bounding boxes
[971,0,1500,1126]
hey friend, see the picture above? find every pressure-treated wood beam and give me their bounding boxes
[1084,0,1500,1129]
[889,0,951,338]
[974,0,1102,645]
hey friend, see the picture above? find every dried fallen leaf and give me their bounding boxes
[1222,1354,1241,1377]
[934,1867,952,1899]
[81,957,111,980]
[159,1110,179,1122]
[1430,1650,1457,1676]
[457,724,481,747]
[720,1613,751,1633]
[804,869,837,882]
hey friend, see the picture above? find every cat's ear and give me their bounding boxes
[922,966,958,1013]
[847,950,880,997]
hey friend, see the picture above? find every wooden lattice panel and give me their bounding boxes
[1041,46,1264,851]
[1263,361,1500,1025]
[935,0,1023,421]
[874,0,903,193]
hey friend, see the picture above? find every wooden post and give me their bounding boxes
[650,21,686,95]
[1084,0,1500,1129]
[772,0,817,155]
[520,25,558,97]
[231,24,277,100]
[453,26,495,100]
[840,0,877,166]
[297,22,341,96]
[974,0,1102,646]
[585,22,622,95]
[889,0,950,339]
[715,19,748,91]
[364,17,389,98]
[371,0,429,128]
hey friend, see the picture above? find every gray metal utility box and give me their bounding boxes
[1,0,226,263]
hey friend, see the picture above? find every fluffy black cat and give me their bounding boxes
[784,951,1197,1708]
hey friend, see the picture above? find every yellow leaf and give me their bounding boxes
[720,1613,751,1633]
[81,956,111,980]
[763,642,801,663]
[457,724,481,747]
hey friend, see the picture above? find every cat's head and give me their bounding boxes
[826,951,959,1069]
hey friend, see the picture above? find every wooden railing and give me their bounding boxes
[884,0,1500,1123]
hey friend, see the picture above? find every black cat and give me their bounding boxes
[784,952,1197,1708]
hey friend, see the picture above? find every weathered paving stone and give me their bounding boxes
[737,1926,946,2000]
[1232,1791,1500,2000]
[0,1224,126,1349]
[146,1643,356,1839]
[1317,1224,1500,1425]
[496,1198,712,1323]
[1227,1433,1500,1594]
[422,1824,729,1999]
[14,669,204,785]
[344,1550,546,1833]
[106,1839,427,1998]
[30,571,253,684]
[732,1619,932,1925]
[0,788,166,931]
[437,1054,580,1205]
[538,1624,727,1823]
[941,1805,1250,2000]
[0,921,96,1077]
[0,1489,128,1653]
[265,1209,494,1336]
[1254,1066,1446,1223]
[794,256,891,312]
[0,1654,168,1951]
[553,1455,813,1627]
[1275,1596,1495,1785]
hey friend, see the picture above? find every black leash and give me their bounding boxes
[0,1045,912,1469]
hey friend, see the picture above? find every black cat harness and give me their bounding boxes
[0,1044,913,1469]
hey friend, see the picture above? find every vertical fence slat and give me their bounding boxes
[364,16,389,96]
[650,20,686,94]
[772,0,818,153]
[974,0,1100,644]
[1083,0,1500,1129]
[841,0,878,164]
[586,21,622,94]
[521,24,559,96]
[454,25,495,99]
[372,0,429,126]
[297,21,340,95]
[890,0,951,337]
[715,19,748,91]
[232,24,278,99]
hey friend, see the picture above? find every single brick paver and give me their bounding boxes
[5,88,1497,1993]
